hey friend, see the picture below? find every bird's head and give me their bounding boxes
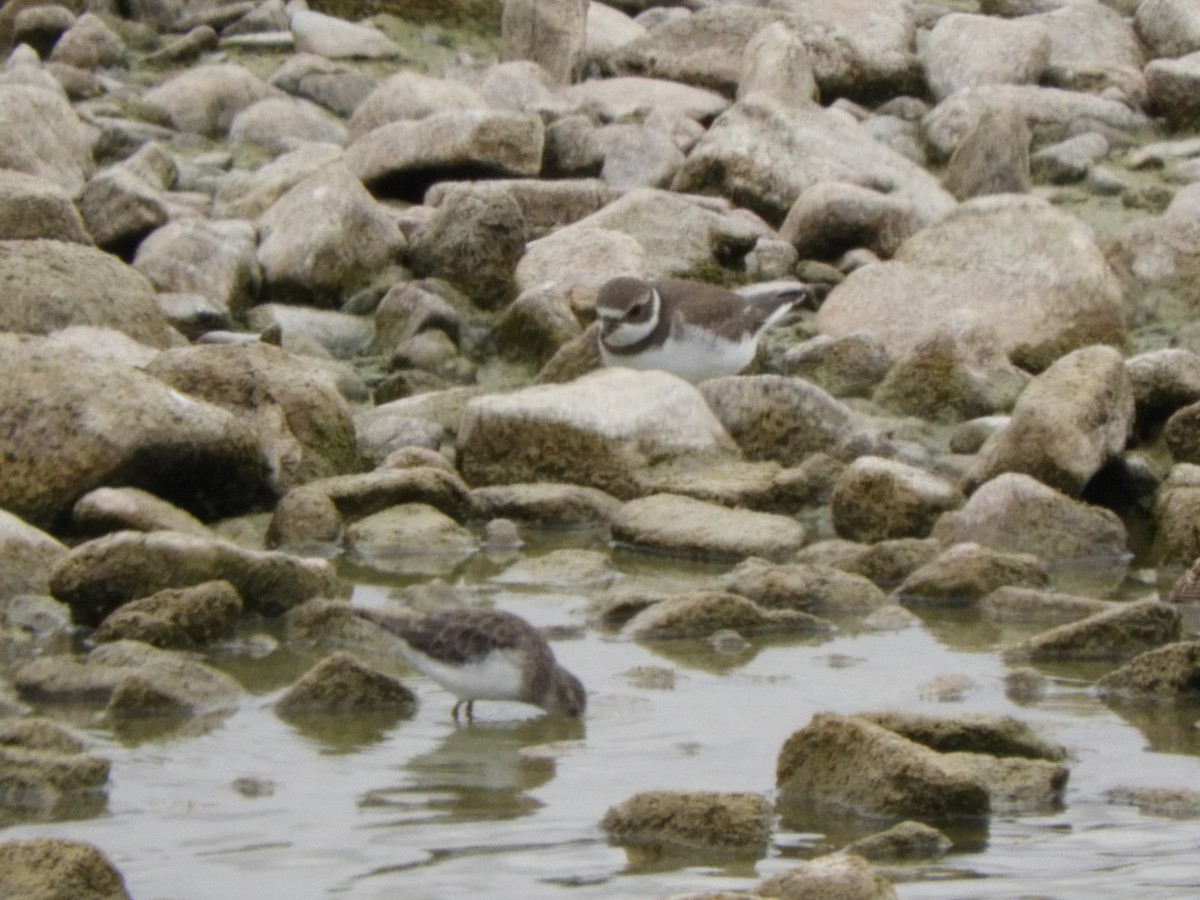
[595,277,659,347]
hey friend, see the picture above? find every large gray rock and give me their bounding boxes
[969,345,1134,495]
[1134,0,1200,59]
[673,94,953,228]
[133,219,260,318]
[458,369,739,498]
[140,63,282,136]
[934,473,1128,565]
[211,142,343,220]
[893,543,1049,608]
[923,12,1050,101]
[831,457,964,543]
[556,75,729,122]
[0,84,96,193]
[941,104,1032,201]
[0,170,90,243]
[89,580,242,648]
[776,713,991,822]
[0,509,67,601]
[1145,53,1200,130]
[344,503,478,574]
[228,97,347,154]
[49,530,343,625]
[738,20,818,106]
[72,486,210,538]
[289,8,400,59]
[0,240,180,347]
[346,70,484,139]
[144,342,360,491]
[816,195,1127,372]
[699,375,859,467]
[922,84,1148,160]
[1153,464,1200,566]
[1033,3,1145,99]
[724,557,887,618]
[502,0,587,85]
[275,651,417,717]
[0,335,266,530]
[343,110,544,201]
[256,163,405,307]
[611,493,807,562]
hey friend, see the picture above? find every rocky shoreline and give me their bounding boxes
[1,0,1200,895]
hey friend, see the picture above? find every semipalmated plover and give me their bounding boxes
[595,276,810,382]
[357,607,586,721]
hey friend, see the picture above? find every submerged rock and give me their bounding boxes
[845,820,952,861]
[724,558,887,618]
[600,789,771,856]
[858,711,1069,761]
[622,590,830,640]
[893,543,1049,608]
[1097,641,1200,703]
[1004,597,1182,663]
[0,718,109,820]
[752,852,899,900]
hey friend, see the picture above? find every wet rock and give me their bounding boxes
[600,789,771,856]
[0,170,90,243]
[932,473,1129,565]
[469,483,622,526]
[858,711,1069,761]
[501,0,586,85]
[16,639,244,717]
[90,580,242,648]
[817,196,1126,372]
[753,852,898,899]
[941,104,1032,201]
[0,335,268,530]
[0,510,67,602]
[674,95,951,229]
[776,333,891,399]
[0,718,110,819]
[845,820,952,861]
[1105,785,1200,818]
[968,346,1133,495]
[893,543,1049,609]
[459,369,738,499]
[344,109,544,201]
[275,651,417,717]
[698,376,859,467]
[776,712,991,822]
[268,466,471,548]
[49,530,343,625]
[923,12,1049,101]
[344,503,478,573]
[492,549,616,588]
[831,457,964,543]
[945,752,1068,813]
[1152,465,1200,566]
[134,218,261,317]
[140,63,281,137]
[872,325,1031,421]
[289,8,400,59]
[0,240,179,347]
[1004,597,1182,663]
[1096,641,1200,703]
[145,341,360,490]
[256,163,405,307]
[0,838,130,900]
[622,591,829,640]
[980,586,1114,624]
[612,493,806,562]
[796,538,941,590]
[725,558,886,618]
[0,84,96,193]
[72,486,210,538]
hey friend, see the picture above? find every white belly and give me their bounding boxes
[399,645,527,702]
[600,327,757,383]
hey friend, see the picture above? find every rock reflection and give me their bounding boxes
[360,715,584,825]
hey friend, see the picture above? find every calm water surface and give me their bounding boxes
[7,540,1200,899]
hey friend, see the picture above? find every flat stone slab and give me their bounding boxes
[611,493,806,561]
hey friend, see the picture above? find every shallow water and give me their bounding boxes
[7,537,1200,899]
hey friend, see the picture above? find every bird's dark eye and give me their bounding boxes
[629,302,644,316]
